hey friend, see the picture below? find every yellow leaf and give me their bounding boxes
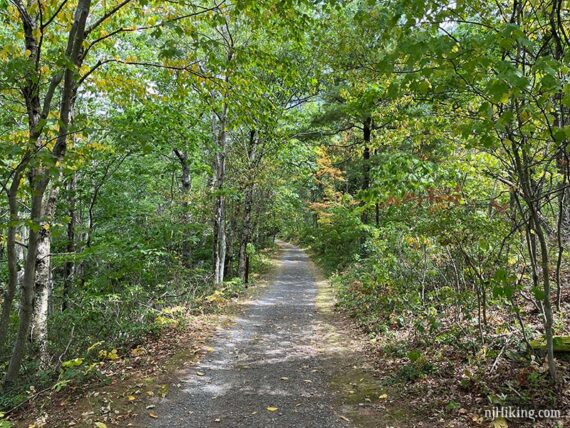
[148,412,159,419]
[266,406,278,412]
[131,347,145,357]
[95,423,107,428]
[128,395,136,401]
[98,348,119,361]
[159,384,168,398]
[205,290,225,303]
[87,341,104,353]
[378,393,388,400]
[196,371,205,376]
[492,417,508,428]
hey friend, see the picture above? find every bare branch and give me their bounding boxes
[41,0,69,30]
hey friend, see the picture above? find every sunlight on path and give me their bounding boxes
[139,243,383,427]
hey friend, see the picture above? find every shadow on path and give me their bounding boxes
[138,243,385,427]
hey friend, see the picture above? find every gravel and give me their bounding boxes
[139,244,374,427]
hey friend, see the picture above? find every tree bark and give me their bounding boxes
[213,106,228,285]
[511,138,558,383]
[238,130,259,283]
[174,149,193,267]
[238,185,254,283]
[0,168,26,349]
[224,221,234,279]
[361,117,371,225]
[4,0,92,387]
[62,174,77,311]
[5,173,48,386]
[31,182,60,368]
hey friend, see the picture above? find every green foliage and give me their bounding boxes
[1,0,569,417]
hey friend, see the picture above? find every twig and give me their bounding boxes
[489,340,508,373]
[4,385,52,416]
[55,325,75,371]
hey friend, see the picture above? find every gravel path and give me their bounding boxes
[140,243,383,427]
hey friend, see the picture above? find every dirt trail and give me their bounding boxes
[138,243,385,427]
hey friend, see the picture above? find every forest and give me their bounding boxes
[0,0,569,426]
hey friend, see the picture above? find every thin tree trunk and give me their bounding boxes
[213,105,228,285]
[224,223,234,279]
[361,116,371,225]
[174,149,193,267]
[238,185,254,283]
[0,168,25,348]
[5,173,48,386]
[511,139,558,383]
[238,130,258,283]
[62,174,76,311]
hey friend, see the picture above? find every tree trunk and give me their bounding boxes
[31,182,60,368]
[213,106,228,285]
[0,168,25,348]
[174,149,193,267]
[361,117,371,225]
[511,139,558,383]
[62,174,77,311]
[5,172,48,386]
[238,130,259,283]
[224,223,234,279]
[4,0,92,386]
[238,185,254,283]
[244,255,250,285]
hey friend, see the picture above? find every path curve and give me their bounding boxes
[139,243,383,427]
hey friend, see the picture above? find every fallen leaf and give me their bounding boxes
[280,377,289,380]
[340,416,350,422]
[379,393,388,400]
[266,406,279,412]
[131,347,145,357]
[127,395,136,401]
[196,372,205,376]
[159,384,169,398]
[492,418,508,428]
[148,412,159,419]
[95,423,107,428]
[214,418,221,422]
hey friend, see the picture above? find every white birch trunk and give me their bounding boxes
[31,183,60,368]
